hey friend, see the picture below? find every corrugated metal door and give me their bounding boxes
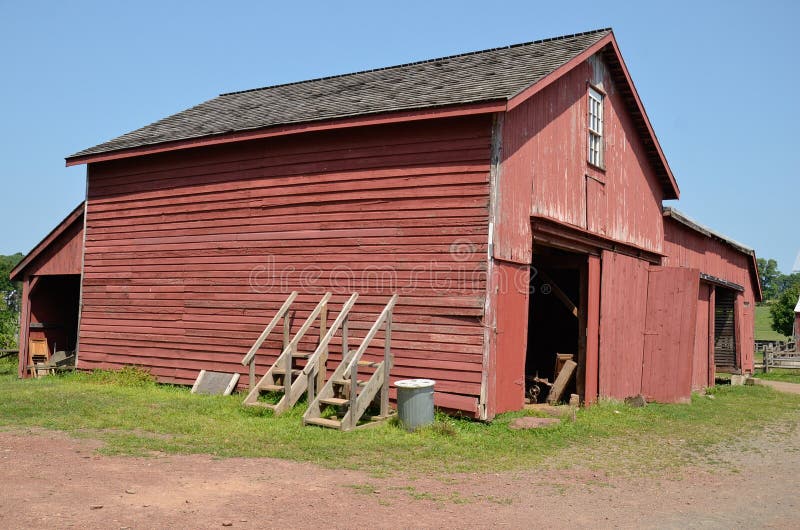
[714,289,737,369]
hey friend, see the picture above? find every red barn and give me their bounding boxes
[10,204,84,378]
[14,28,762,418]
[662,208,762,387]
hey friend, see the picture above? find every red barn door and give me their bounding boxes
[598,251,649,399]
[641,267,700,403]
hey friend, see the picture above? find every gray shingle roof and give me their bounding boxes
[70,29,611,158]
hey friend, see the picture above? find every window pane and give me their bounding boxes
[588,88,603,167]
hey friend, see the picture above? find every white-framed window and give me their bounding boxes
[588,86,604,168]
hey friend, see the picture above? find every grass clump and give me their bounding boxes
[73,366,157,387]
[756,369,800,384]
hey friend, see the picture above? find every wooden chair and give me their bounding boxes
[28,339,52,378]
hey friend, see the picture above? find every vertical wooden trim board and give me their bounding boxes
[584,254,601,404]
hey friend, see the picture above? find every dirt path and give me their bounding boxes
[751,378,800,395]
[1,423,798,529]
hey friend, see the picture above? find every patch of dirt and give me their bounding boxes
[1,422,798,529]
[751,378,800,394]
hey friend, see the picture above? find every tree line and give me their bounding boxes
[758,258,800,337]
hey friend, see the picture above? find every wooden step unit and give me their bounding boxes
[303,294,398,431]
[239,291,398,429]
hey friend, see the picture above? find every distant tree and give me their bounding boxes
[770,282,800,337]
[757,257,781,300]
[776,272,800,298]
[0,254,24,349]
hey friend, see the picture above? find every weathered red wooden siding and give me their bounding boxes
[662,217,757,374]
[584,254,601,403]
[598,250,649,398]
[14,211,84,377]
[692,284,712,389]
[641,267,698,403]
[485,260,530,415]
[498,55,664,258]
[23,219,83,277]
[79,116,493,414]
[494,55,670,408]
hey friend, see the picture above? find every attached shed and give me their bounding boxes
[10,203,85,378]
[16,28,761,417]
[662,208,762,385]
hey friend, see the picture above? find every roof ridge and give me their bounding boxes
[663,207,754,254]
[220,28,612,97]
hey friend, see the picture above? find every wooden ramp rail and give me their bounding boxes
[242,293,360,415]
[240,291,298,390]
[304,294,398,431]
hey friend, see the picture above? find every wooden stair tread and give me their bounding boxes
[272,368,302,375]
[291,351,311,358]
[357,360,381,368]
[331,379,367,386]
[257,384,285,392]
[305,417,342,429]
[319,397,348,406]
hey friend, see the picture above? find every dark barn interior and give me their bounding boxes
[526,246,586,403]
[714,287,738,371]
[28,275,81,356]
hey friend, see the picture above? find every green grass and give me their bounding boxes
[1,358,799,475]
[755,304,789,341]
[756,369,800,384]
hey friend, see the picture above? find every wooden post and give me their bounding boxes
[584,255,600,404]
[285,343,294,396]
[249,359,256,390]
[380,309,393,417]
[308,364,316,403]
[282,310,291,352]
[577,263,587,400]
[317,302,328,392]
[349,354,358,429]
[18,276,31,379]
[342,315,349,363]
[708,286,716,386]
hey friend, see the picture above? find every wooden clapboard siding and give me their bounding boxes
[79,115,493,413]
[662,217,758,374]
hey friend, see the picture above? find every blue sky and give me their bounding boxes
[1,0,797,272]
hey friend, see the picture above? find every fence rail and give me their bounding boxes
[762,339,799,372]
[0,349,18,360]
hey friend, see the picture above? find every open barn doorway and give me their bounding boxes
[27,275,81,367]
[526,246,588,405]
[713,287,738,373]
